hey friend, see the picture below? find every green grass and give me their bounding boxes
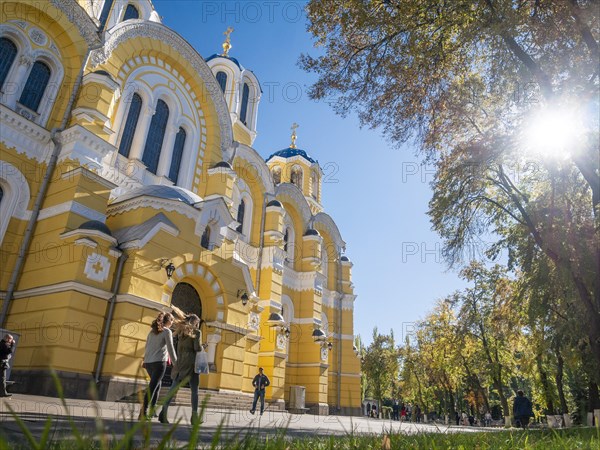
[1,372,598,449]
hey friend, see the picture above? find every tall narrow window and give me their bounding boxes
[118,93,142,157]
[98,0,115,30]
[0,38,18,90]
[142,99,169,174]
[201,226,211,249]
[240,83,250,125]
[169,127,186,183]
[236,199,245,233]
[283,228,288,252]
[123,4,139,20]
[291,167,303,189]
[272,167,281,185]
[216,71,227,94]
[19,61,51,112]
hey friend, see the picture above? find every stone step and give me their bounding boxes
[119,387,284,412]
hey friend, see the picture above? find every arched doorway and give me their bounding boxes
[164,282,202,386]
[171,282,202,319]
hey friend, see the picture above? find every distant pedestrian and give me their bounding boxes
[0,334,15,398]
[415,404,422,423]
[366,402,371,417]
[513,390,533,428]
[484,411,492,427]
[392,401,399,420]
[455,411,460,425]
[250,367,270,415]
[400,404,406,421]
[139,312,176,420]
[158,314,203,424]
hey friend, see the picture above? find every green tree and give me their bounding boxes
[361,328,399,413]
[302,0,600,375]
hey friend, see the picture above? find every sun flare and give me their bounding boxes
[524,107,583,159]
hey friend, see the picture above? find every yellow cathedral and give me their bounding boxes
[0,0,361,415]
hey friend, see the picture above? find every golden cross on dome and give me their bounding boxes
[222,27,234,56]
[290,123,299,149]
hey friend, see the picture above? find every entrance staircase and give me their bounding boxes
[119,387,285,412]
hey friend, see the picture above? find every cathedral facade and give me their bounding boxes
[0,0,360,415]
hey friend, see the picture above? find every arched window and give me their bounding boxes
[201,226,211,249]
[236,199,245,233]
[98,0,114,30]
[240,83,250,125]
[19,61,51,112]
[272,167,281,185]
[123,4,139,20]
[169,127,186,183]
[216,71,227,94]
[283,228,288,252]
[0,37,18,90]
[142,99,169,174]
[118,93,142,157]
[311,171,318,200]
[291,167,303,189]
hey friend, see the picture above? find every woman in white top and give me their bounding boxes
[139,312,177,419]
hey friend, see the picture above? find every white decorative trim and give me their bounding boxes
[0,161,32,243]
[57,125,117,171]
[82,71,120,91]
[0,281,113,301]
[119,221,180,249]
[84,253,111,282]
[74,238,98,248]
[90,21,233,156]
[313,212,346,252]
[62,228,117,246]
[108,196,197,221]
[116,294,166,310]
[61,166,117,189]
[258,300,282,311]
[38,201,106,223]
[282,268,316,292]
[0,104,52,162]
[49,0,102,47]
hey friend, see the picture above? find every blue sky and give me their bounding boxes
[154,1,469,344]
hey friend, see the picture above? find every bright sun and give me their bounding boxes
[523,107,583,159]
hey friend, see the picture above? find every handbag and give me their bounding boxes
[194,348,209,374]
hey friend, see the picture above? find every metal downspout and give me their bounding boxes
[94,250,128,383]
[337,254,343,413]
[0,48,95,328]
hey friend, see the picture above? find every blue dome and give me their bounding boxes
[78,220,112,236]
[266,148,317,164]
[111,185,202,206]
[205,54,242,70]
[213,161,232,169]
[266,200,282,208]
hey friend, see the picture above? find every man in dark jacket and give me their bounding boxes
[0,334,15,397]
[250,367,270,415]
[513,390,533,428]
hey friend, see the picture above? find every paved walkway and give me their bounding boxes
[0,394,483,446]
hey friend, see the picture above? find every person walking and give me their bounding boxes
[139,312,176,420]
[249,367,270,415]
[0,334,15,397]
[158,314,203,424]
[513,390,533,428]
[366,402,371,417]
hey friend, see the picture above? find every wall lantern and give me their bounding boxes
[165,262,176,279]
[237,289,249,306]
[312,328,326,342]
